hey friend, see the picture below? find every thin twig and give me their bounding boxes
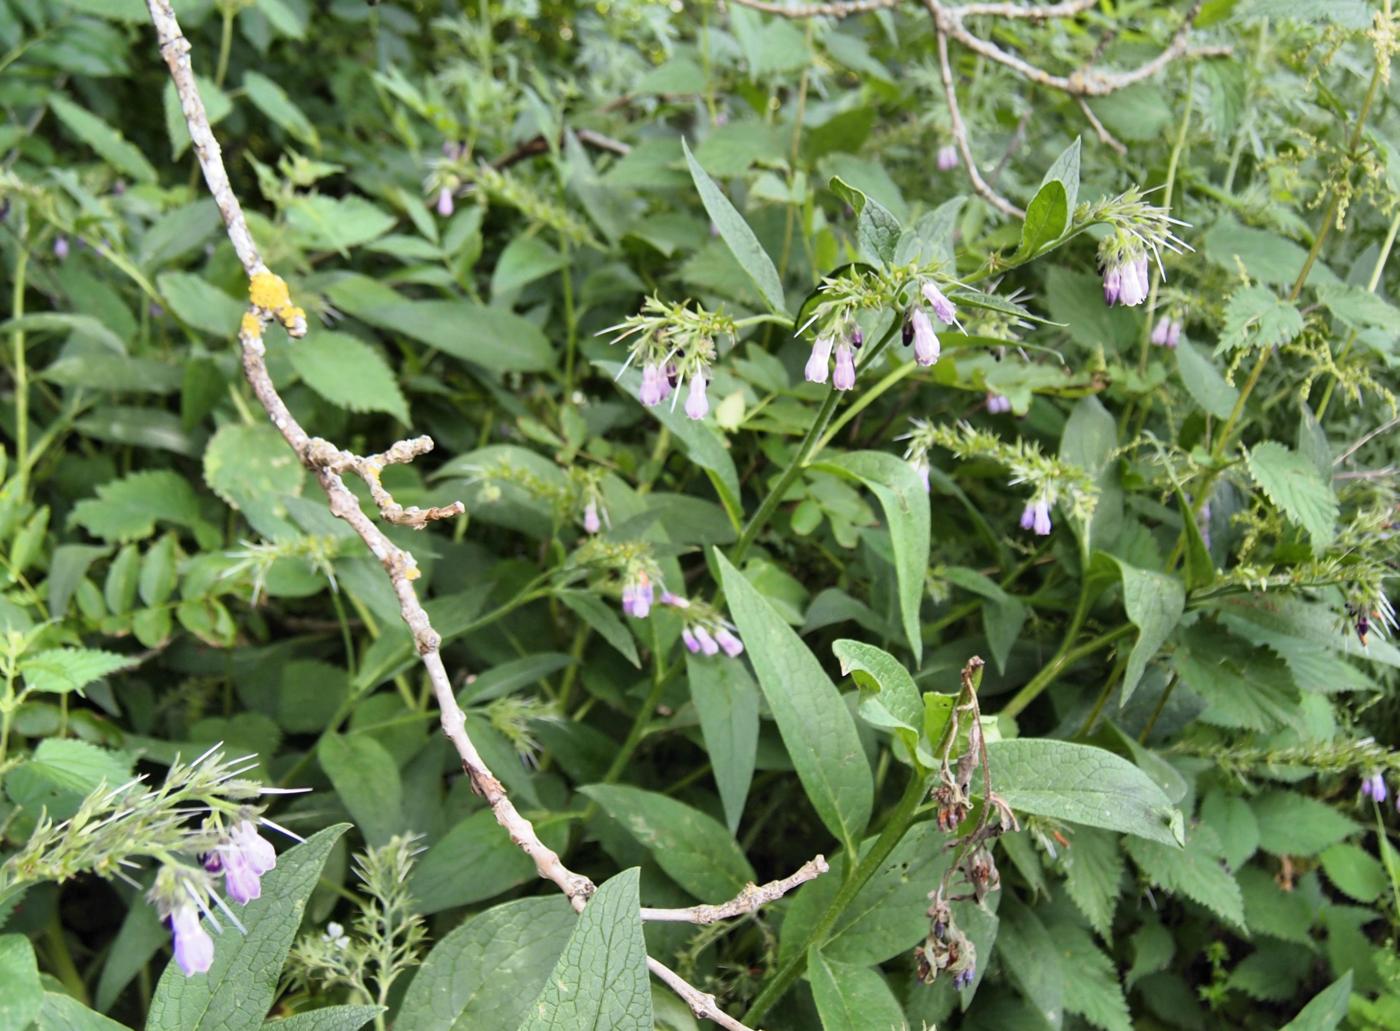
[955,0,1096,17]
[1077,97,1127,156]
[1334,414,1400,466]
[640,855,829,923]
[726,0,898,18]
[142,2,826,1023]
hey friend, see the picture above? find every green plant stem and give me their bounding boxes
[743,769,931,1025]
[1138,671,1179,743]
[730,321,899,564]
[11,235,29,498]
[214,5,234,89]
[44,911,88,1005]
[809,357,915,460]
[1076,649,1127,739]
[599,650,671,786]
[1000,622,1134,721]
[561,241,578,398]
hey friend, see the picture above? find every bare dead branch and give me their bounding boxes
[955,0,1097,17]
[640,854,829,924]
[726,0,899,18]
[1077,97,1128,156]
[648,957,755,1031]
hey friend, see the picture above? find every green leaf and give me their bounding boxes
[1126,917,1174,990]
[579,784,755,901]
[1319,842,1387,903]
[0,313,126,354]
[49,96,158,182]
[1040,136,1082,215]
[1019,180,1068,257]
[831,639,921,758]
[829,176,901,267]
[1217,285,1304,355]
[686,653,759,834]
[1253,789,1357,857]
[1105,558,1184,708]
[408,809,566,914]
[288,330,409,423]
[0,934,43,1031]
[519,868,652,1031]
[1126,824,1245,929]
[36,989,134,1029]
[997,899,1063,1028]
[1247,441,1338,551]
[157,272,247,337]
[1203,218,1340,288]
[1199,789,1259,870]
[807,950,905,1031]
[1175,340,1238,419]
[1059,924,1132,1031]
[716,551,873,849]
[146,825,349,1031]
[779,820,948,967]
[681,139,786,314]
[261,1006,382,1031]
[139,533,180,607]
[70,470,203,543]
[814,451,929,661]
[204,423,306,525]
[987,739,1183,846]
[491,235,569,296]
[1280,971,1353,1031]
[1062,828,1124,938]
[96,896,167,1011]
[396,896,575,1031]
[5,739,131,820]
[1173,624,1299,732]
[558,589,640,667]
[287,196,394,254]
[317,733,403,847]
[242,71,318,146]
[21,647,136,695]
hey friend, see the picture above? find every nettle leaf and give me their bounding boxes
[829,175,902,267]
[1126,823,1245,929]
[287,196,395,254]
[1058,923,1132,1031]
[396,897,574,1031]
[288,330,409,423]
[807,949,905,1031]
[1246,441,1338,551]
[682,139,786,314]
[20,647,136,695]
[685,653,759,834]
[1202,218,1340,288]
[988,739,1184,846]
[1062,828,1124,939]
[813,451,930,661]
[580,784,755,901]
[1105,557,1184,708]
[519,868,652,1031]
[1217,286,1304,356]
[69,470,203,543]
[1252,789,1357,857]
[146,825,349,1031]
[997,899,1063,1028]
[717,551,874,850]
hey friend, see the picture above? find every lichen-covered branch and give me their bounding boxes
[141,1,824,1023]
[640,854,829,923]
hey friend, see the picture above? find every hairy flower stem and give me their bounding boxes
[731,321,900,564]
[742,769,932,1025]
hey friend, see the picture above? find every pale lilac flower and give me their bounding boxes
[620,582,638,617]
[660,591,689,608]
[1102,264,1121,305]
[53,236,69,261]
[921,281,958,325]
[171,903,214,976]
[911,309,940,367]
[953,966,975,990]
[622,573,653,618]
[659,364,676,403]
[1361,773,1388,803]
[582,500,601,534]
[1151,316,1171,346]
[805,334,834,384]
[638,363,665,407]
[681,627,701,653]
[832,343,856,391]
[986,393,1011,414]
[684,372,709,419]
[223,851,261,904]
[714,627,744,657]
[911,455,930,493]
[217,820,276,903]
[1167,319,1183,347]
[230,821,276,875]
[937,145,958,172]
[1020,498,1052,536]
[436,187,454,217]
[692,625,719,656]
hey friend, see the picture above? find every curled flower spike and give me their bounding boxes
[805,334,834,384]
[1020,498,1052,536]
[684,371,709,420]
[1361,772,1388,803]
[171,903,214,976]
[692,625,719,656]
[582,500,601,534]
[436,187,454,217]
[921,281,958,326]
[713,627,744,657]
[639,363,666,407]
[832,343,856,391]
[911,309,940,367]
[986,393,1011,415]
[937,145,958,172]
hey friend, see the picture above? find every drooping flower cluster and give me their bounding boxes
[937,144,958,172]
[1361,772,1388,803]
[661,592,745,659]
[1090,189,1191,308]
[804,324,862,391]
[905,281,959,368]
[603,297,736,421]
[985,392,1011,414]
[1151,315,1184,348]
[621,569,655,618]
[1019,496,1053,536]
[204,820,278,904]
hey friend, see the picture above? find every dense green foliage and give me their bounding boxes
[1,0,1399,1028]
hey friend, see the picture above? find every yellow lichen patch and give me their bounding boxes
[239,312,263,340]
[248,271,291,311]
[274,304,306,329]
[404,563,421,582]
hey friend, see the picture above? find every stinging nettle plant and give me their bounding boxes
[1,0,1398,1029]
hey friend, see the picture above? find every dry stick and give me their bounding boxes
[1076,97,1127,156]
[143,1,820,1024]
[726,0,899,18]
[956,0,1097,17]
[640,855,829,923]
